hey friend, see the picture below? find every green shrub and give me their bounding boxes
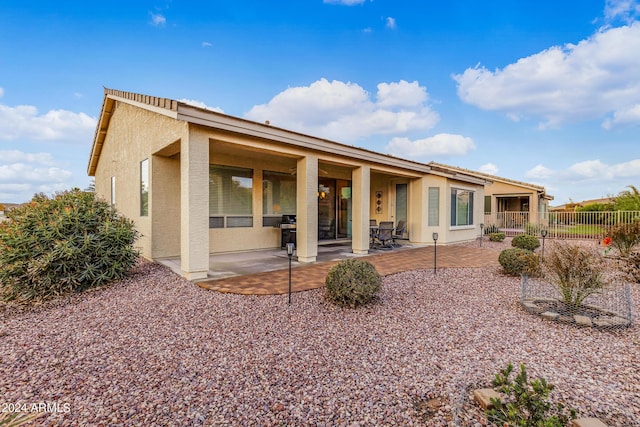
[484,224,499,235]
[0,189,140,303]
[486,363,577,427]
[325,258,382,307]
[489,232,506,242]
[606,219,640,258]
[544,243,606,311]
[499,248,540,276]
[512,234,541,251]
[525,222,542,236]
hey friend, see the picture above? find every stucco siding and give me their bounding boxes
[94,101,187,259]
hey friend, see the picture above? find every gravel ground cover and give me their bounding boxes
[1,240,639,426]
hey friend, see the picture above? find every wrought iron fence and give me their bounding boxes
[483,210,640,239]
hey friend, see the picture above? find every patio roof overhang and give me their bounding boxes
[87,88,489,187]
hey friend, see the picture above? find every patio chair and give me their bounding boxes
[391,220,406,247]
[376,221,394,249]
[369,219,379,248]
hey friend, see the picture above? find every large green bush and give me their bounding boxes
[325,258,382,307]
[512,234,541,251]
[498,248,540,277]
[0,189,140,303]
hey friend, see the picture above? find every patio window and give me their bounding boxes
[484,195,491,214]
[140,159,149,217]
[209,165,253,228]
[428,187,439,226]
[262,171,296,227]
[451,188,474,226]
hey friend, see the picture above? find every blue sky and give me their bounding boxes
[1,0,639,205]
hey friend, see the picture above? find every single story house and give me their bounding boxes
[427,162,553,230]
[88,88,490,280]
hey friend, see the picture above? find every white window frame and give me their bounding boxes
[450,186,475,229]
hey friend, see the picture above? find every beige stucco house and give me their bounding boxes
[88,88,490,280]
[427,162,553,229]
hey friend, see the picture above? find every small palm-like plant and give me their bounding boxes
[486,363,577,427]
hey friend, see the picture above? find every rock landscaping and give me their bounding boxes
[1,240,639,426]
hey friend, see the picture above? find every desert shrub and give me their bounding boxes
[486,363,577,427]
[0,411,44,426]
[0,189,140,303]
[544,243,606,311]
[622,251,640,283]
[484,224,500,235]
[606,220,640,258]
[512,234,541,251]
[325,258,382,307]
[489,232,505,242]
[499,248,540,276]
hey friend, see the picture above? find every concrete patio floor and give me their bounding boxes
[158,241,502,295]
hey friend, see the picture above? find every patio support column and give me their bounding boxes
[180,132,209,280]
[296,155,318,263]
[409,177,427,243]
[351,165,370,254]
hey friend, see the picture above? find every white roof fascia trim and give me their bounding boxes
[108,95,179,119]
[177,105,433,174]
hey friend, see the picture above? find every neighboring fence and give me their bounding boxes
[484,210,640,239]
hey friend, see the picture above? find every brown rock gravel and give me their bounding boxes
[1,252,639,426]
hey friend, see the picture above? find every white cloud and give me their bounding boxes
[605,0,640,24]
[0,151,73,202]
[525,164,554,179]
[453,22,640,129]
[0,103,96,143]
[376,81,427,108]
[386,17,396,30]
[323,0,366,5]
[524,159,640,204]
[526,159,640,182]
[602,103,640,128]
[244,78,439,142]
[478,163,499,175]
[385,134,475,158]
[0,150,55,165]
[178,98,225,113]
[0,163,72,183]
[150,12,166,27]
[202,41,212,47]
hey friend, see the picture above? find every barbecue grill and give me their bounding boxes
[280,214,296,249]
